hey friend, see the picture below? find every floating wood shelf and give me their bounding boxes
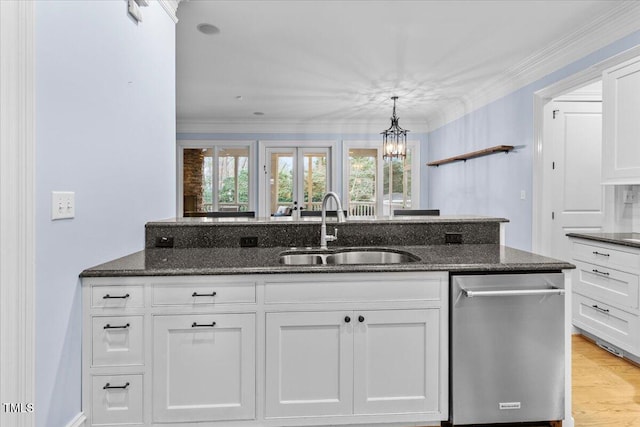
[427,145,515,167]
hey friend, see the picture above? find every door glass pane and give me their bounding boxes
[269,152,295,216]
[347,149,377,217]
[218,148,250,212]
[384,148,412,216]
[183,148,213,215]
[302,152,328,212]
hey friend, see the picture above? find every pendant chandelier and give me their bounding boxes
[381,96,408,160]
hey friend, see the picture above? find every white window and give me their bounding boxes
[342,140,420,217]
[177,141,255,216]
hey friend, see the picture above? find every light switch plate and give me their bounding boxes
[52,191,75,220]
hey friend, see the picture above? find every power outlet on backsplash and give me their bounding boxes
[445,232,463,244]
[240,236,258,247]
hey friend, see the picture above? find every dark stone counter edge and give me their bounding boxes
[567,233,640,249]
[81,264,573,277]
[146,217,511,227]
[80,250,574,278]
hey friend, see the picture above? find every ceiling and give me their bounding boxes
[176,0,640,133]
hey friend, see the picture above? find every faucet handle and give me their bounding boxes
[325,228,338,243]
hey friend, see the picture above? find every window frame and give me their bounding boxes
[342,140,420,217]
[177,140,256,217]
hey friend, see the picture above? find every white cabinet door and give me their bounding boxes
[153,313,255,423]
[353,309,439,415]
[265,311,353,418]
[602,56,640,184]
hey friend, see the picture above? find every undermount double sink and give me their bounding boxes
[279,248,420,266]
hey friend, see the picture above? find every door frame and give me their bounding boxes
[257,140,338,218]
[0,2,36,426]
[532,44,640,253]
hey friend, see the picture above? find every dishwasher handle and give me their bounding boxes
[461,287,565,298]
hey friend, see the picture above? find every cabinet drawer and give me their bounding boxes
[574,260,639,311]
[91,374,143,425]
[265,276,441,304]
[91,285,144,309]
[92,316,144,367]
[573,293,639,353]
[152,282,256,306]
[572,240,640,271]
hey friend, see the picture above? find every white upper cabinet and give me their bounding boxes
[602,56,640,184]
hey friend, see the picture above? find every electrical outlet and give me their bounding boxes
[445,232,462,244]
[51,191,75,220]
[240,236,258,247]
[624,190,636,204]
[155,236,174,248]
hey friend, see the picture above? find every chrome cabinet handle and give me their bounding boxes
[592,269,610,276]
[592,251,610,257]
[103,382,130,390]
[103,293,130,299]
[192,291,217,297]
[103,323,130,329]
[592,304,610,314]
[191,322,216,328]
[461,287,565,297]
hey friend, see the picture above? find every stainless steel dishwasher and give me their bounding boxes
[450,272,565,425]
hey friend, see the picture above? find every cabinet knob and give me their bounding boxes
[344,316,351,323]
[358,315,365,323]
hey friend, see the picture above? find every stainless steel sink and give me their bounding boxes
[327,250,418,265]
[279,253,325,265]
[279,248,420,265]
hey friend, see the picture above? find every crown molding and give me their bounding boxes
[426,0,640,131]
[176,119,430,135]
[157,0,180,23]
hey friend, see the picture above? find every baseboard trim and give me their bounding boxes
[66,413,86,427]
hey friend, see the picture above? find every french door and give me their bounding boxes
[259,142,334,217]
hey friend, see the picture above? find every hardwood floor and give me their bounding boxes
[573,334,640,427]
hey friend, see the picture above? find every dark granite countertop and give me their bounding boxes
[567,232,640,249]
[80,244,574,277]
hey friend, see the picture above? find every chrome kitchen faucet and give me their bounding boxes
[320,192,346,249]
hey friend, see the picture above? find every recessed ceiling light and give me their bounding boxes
[197,23,220,35]
[236,96,243,101]
[253,112,265,116]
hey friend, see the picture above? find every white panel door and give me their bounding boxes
[265,311,353,418]
[353,309,439,415]
[547,101,606,263]
[603,56,640,183]
[153,313,255,423]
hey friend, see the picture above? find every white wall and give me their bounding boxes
[35,2,176,426]
[425,30,640,250]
